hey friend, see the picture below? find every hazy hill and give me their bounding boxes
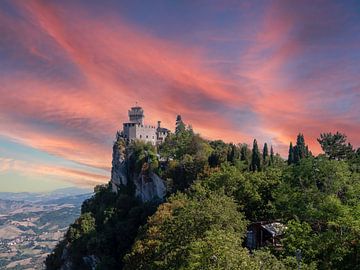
[0,189,92,270]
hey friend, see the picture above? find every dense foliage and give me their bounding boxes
[124,186,248,269]
[45,184,157,269]
[46,119,360,269]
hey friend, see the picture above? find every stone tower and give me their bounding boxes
[128,106,144,124]
[122,105,170,145]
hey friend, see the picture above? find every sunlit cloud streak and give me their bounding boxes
[0,157,108,186]
[0,0,359,189]
[235,0,360,151]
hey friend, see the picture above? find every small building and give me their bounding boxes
[156,121,170,144]
[122,106,169,145]
[246,221,286,250]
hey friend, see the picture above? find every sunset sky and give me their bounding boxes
[1,0,359,192]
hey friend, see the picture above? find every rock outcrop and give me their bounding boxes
[134,172,166,202]
[110,136,166,202]
[110,137,128,191]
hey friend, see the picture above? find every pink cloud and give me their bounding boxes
[0,157,108,187]
[233,0,360,153]
[1,0,257,164]
[0,0,358,185]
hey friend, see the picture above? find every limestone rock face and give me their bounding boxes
[134,172,166,202]
[110,137,166,202]
[110,138,128,191]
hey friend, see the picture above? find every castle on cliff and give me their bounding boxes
[111,105,168,199]
[119,105,170,145]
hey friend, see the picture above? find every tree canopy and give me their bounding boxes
[317,132,354,160]
[46,127,360,270]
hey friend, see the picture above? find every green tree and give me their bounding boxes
[274,157,360,269]
[201,164,281,220]
[67,212,96,242]
[251,139,261,172]
[208,140,229,167]
[281,220,318,264]
[240,144,251,162]
[175,114,186,134]
[270,145,274,165]
[263,142,269,167]
[128,141,159,174]
[317,132,354,160]
[159,127,211,192]
[186,229,256,270]
[227,143,239,164]
[123,186,248,270]
[288,142,294,165]
[46,183,157,270]
[238,143,251,171]
[293,133,309,164]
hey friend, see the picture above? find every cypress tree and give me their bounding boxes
[292,133,309,164]
[240,144,251,170]
[287,133,312,164]
[288,142,294,165]
[227,144,238,164]
[175,115,185,134]
[263,143,269,166]
[296,133,307,160]
[270,145,274,165]
[240,144,250,161]
[251,139,261,172]
[293,145,300,164]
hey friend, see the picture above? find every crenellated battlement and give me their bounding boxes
[121,105,170,145]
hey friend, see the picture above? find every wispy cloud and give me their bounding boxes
[0,0,359,189]
[0,157,108,187]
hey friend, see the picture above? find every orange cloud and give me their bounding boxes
[1,0,257,168]
[0,0,359,185]
[0,157,108,187]
[233,0,360,154]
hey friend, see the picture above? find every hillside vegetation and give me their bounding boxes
[45,119,360,270]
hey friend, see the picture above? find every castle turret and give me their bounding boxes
[122,105,169,145]
[128,106,144,124]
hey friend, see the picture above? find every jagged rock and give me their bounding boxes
[110,137,166,202]
[134,172,166,202]
[110,138,128,191]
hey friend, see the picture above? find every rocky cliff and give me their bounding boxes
[45,136,166,270]
[110,136,166,202]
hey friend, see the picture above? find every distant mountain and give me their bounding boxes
[0,187,93,203]
[0,199,29,215]
[48,187,93,197]
[0,188,92,270]
[43,193,92,205]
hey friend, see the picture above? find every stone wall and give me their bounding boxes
[123,123,157,145]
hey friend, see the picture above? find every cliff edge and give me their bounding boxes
[110,135,166,202]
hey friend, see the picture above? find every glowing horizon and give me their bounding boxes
[0,0,359,192]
